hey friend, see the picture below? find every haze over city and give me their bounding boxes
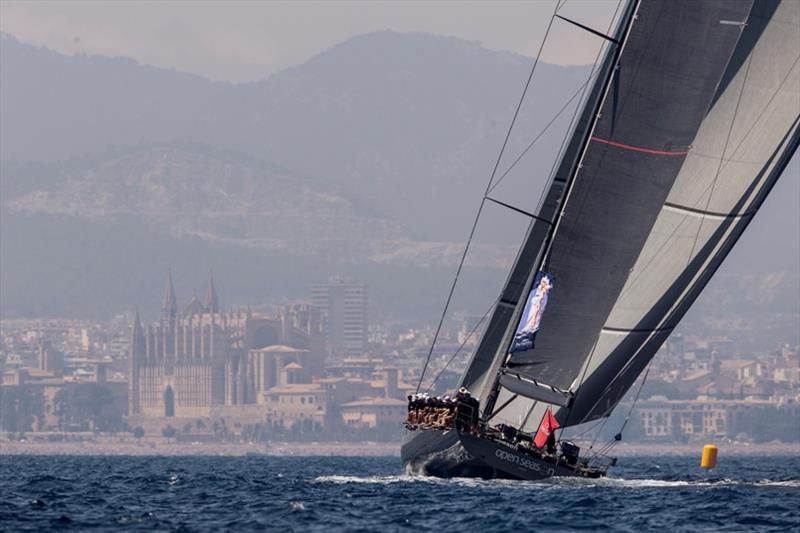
[1,1,799,530]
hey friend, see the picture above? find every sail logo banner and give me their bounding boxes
[510,272,553,353]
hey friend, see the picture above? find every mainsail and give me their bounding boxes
[459,0,799,429]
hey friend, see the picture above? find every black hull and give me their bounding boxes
[401,428,501,479]
[401,429,601,480]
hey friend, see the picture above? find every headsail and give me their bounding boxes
[564,0,800,425]
[460,0,799,429]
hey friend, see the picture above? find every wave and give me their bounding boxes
[600,478,800,489]
[314,474,800,489]
[313,474,517,488]
[314,474,453,486]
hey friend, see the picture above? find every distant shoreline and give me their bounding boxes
[1,440,798,457]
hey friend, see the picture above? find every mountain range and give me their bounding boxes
[0,31,797,325]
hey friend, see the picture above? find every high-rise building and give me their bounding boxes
[311,278,368,356]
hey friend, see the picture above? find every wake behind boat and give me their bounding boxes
[402,0,800,481]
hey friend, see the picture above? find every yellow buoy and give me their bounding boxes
[700,444,718,469]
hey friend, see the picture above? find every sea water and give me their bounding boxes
[1,454,797,531]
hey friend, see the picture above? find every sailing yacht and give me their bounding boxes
[402,0,800,480]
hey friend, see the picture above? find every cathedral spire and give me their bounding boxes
[205,274,219,314]
[162,270,178,322]
[131,309,146,359]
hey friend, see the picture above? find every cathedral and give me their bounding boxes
[128,272,324,417]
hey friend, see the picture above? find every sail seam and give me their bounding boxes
[687,39,756,263]
[662,202,753,220]
[600,325,674,335]
[590,136,690,156]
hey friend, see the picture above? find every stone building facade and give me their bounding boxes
[128,273,323,417]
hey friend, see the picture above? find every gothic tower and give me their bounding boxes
[162,270,178,323]
[128,310,145,415]
[205,275,219,314]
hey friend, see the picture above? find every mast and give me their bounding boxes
[470,0,642,418]
[459,0,639,404]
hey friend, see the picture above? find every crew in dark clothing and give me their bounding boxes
[546,431,557,455]
[453,387,480,433]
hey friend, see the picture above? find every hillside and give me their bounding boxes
[0,31,589,241]
[6,144,406,248]
[0,31,797,322]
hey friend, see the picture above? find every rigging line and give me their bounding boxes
[687,47,755,264]
[588,414,611,451]
[486,0,561,194]
[486,65,602,196]
[567,417,605,441]
[582,327,659,428]
[588,359,654,460]
[489,0,624,200]
[541,0,624,192]
[616,358,653,437]
[557,333,600,441]
[423,298,498,393]
[415,0,562,393]
[414,197,485,395]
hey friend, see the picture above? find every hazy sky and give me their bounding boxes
[0,0,620,83]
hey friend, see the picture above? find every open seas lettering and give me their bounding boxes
[494,448,555,476]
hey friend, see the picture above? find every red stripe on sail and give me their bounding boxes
[591,136,690,156]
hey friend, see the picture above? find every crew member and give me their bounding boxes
[546,430,557,455]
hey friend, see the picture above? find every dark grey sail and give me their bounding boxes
[458,0,638,404]
[468,0,799,424]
